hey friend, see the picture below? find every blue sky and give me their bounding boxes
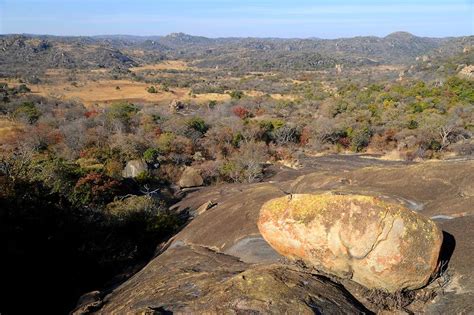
[0,0,473,38]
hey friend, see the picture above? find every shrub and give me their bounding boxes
[232,106,251,119]
[208,100,217,109]
[73,173,121,206]
[105,195,156,218]
[229,90,244,100]
[143,148,160,164]
[13,102,41,124]
[147,86,158,93]
[107,102,139,126]
[350,127,373,152]
[17,84,31,93]
[221,141,268,183]
[104,159,123,179]
[187,116,208,134]
[156,132,175,154]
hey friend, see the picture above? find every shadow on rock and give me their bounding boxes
[438,231,456,270]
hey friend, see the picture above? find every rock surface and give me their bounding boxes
[96,243,369,314]
[178,166,204,188]
[122,159,148,178]
[258,194,443,292]
[90,156,474,314]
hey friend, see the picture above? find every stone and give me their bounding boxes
[122,159,148,178]
[169,99,184,112]
[178,166,203,188]
[195,200,217,216]
[98,244,369,314]
[258,193,443,292]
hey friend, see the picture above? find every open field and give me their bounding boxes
[3,62,301,107]
[130,60,193,72]
[28,80,234,107]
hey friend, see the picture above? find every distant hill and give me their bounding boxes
[1,32,472,77]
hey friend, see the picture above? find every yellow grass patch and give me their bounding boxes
[130,60,191,72]
[30,79,230,107]
[245,90,297,101]
[0,118,23,143]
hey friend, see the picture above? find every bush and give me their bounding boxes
[143,148,160,164]
[350,127,372,152]
[17,84,31,93]
[229,90,244,100]
[147,86,158,93]
[107,102,139,126]
[232,106,251,119]
[72,173,121,206]
[106,195,156,218]
[13,102,41,124]
[221,141,268,183]
[187,116,208,134]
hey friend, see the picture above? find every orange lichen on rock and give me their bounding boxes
[258,194,443,292]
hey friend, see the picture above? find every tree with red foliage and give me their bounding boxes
[73,172,121,206]
[232,106,250,119]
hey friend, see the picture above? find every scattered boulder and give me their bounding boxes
[459,65,474,80]
[169,99,184,112]
[122,159,148,178]
[178,166,204,188]
[258,194,443,292]
[193,151,205,161]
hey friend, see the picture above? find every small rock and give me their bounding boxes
[178,166,204,188]
[193,151,205,161]
[122,160,148,178]
[196,200,217,215]
[169,99,184,112]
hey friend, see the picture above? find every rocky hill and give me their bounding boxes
[0,35,139,77]
[1,33,472,76]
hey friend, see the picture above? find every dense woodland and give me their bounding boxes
[0,33,473,313]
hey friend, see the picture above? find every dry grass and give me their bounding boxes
[29,79,232,107]
[0,118,23,143]
[4,64,298,107]
[130,60,191,72]
[246,90,297,101]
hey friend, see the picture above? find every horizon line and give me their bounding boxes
[1,31,473,40]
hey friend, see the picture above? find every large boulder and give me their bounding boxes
[258,194,443,292]
[178,166,203,188]
[122,159,147,178]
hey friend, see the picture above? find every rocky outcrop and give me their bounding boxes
[89,157,474,314]
[258,194,443,292]
[459,65,474,80]
[122,159,147,178]
[178,166,203,188]
[96,243,370,314]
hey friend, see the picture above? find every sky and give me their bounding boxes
[0,0,473,38]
